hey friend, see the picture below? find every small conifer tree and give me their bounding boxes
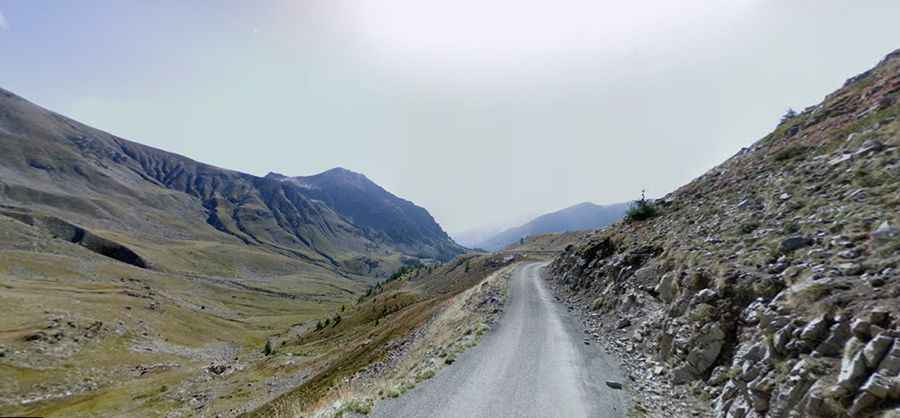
[625,189,658,223]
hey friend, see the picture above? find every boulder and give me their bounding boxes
[671,364,695,385]
[876,341,900,376]
[632,264,659,288]
[740,299,767,325]
[850,371,900,416]
[725,396,750,418]
[693,288,718,305]
[743,341,771,364]
[816,320,851,357]
[780,236,813,253]
[851,318,872,339]
[863,335,894,369]
[872,221,899,241]
[655,272,676,303]
[605,380,624,390]
[769,360,820,417]
[685,323,726,376]
[835,338,868,394]
[859,372,900,400]
[774,324,797,355]
[800,316,830,346]
[858,139,885,154]
[805,378,842,417]
[869,309,891,327]
[838,263,863,276]
[207,363,229,375]
[747,373,775,412]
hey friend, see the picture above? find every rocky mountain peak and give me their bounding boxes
[264,171,288,181]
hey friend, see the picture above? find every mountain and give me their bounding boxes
[475,201,629,251]
[0,85,471,417]
[265,168,456,258]
[547,50,900,417]
[0,87,464,278]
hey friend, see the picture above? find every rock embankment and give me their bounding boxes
[547,49,900,417]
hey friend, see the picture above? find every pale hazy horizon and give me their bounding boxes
[2,1,899,234]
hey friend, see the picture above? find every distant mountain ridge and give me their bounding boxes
[266,168,454,253]
[0,87,463,277]
[476,201,629,251]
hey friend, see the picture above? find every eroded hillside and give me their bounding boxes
[0,87,463,278]
[548,50,900,417]
[0,86,468,417]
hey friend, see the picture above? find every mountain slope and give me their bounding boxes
[477,202,628,250]
[0,87,463,277]
[547,50,900,417]
[0,86,465,417]
[266,168,458,258]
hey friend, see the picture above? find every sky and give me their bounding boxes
[1,1,899,235]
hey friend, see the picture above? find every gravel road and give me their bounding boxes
[370,261,629,418]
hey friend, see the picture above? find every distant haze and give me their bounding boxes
[472,202,630,251]
[1,1,899,233]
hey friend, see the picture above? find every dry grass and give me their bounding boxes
[245,261,516,418]
[0,238,360,418]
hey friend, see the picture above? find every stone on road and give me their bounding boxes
[370,262,628,418]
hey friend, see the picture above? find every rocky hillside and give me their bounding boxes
[265,168,457,259]
[477,201,628,251]
[0,87,463,277]
[547,50,900,417]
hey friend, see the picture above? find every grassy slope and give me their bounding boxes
[0,212,364,417]
[240,253,520,417]
[0,86,467,417]
[0,209,511,418]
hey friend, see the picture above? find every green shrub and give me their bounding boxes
[263,339,274,356]
[783,222,800,234]
[781,108,797,123]
[335,399,373,416]
[385,386,403,398]
[388,266,415,282]
[773,144,809,162]
[625,191,658,223]
[386,382,415,398]
[738,222,759,235]
[415,369,436,382]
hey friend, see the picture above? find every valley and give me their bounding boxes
[0,14,897,418]
[0,86,480,417]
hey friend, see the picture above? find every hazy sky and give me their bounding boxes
[1,1,899,234]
